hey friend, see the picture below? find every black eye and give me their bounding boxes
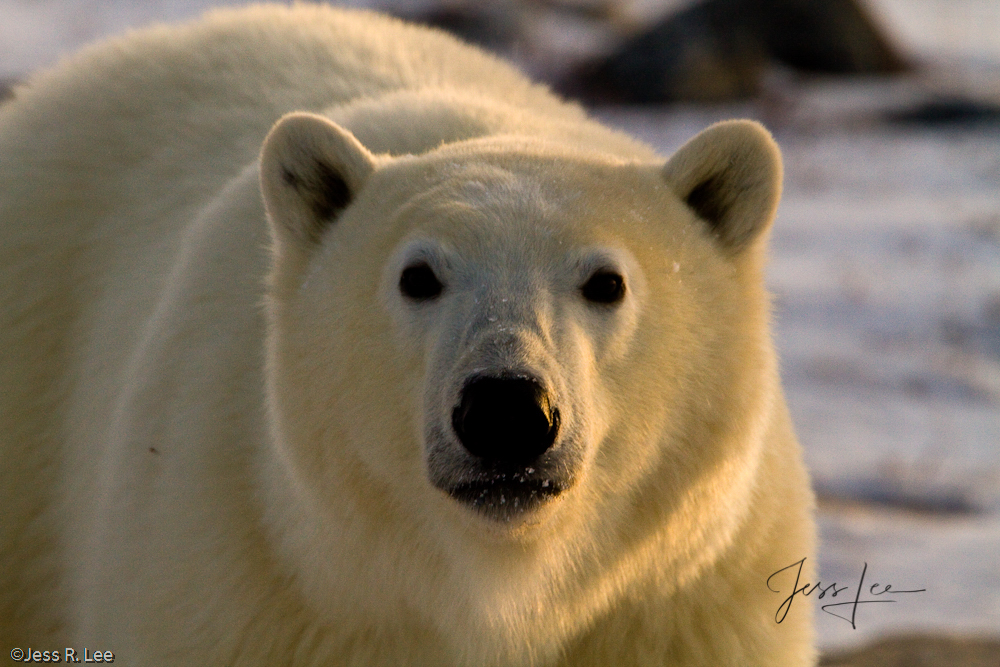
[399,262,443,301]
[581,270,625,304]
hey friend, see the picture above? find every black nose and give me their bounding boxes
[452,376,560,466]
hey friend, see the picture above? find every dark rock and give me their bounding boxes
[752,0,908,74]
[0,78,18,103]
[565,0,767,103]
[396,2,521,53]
[820,634,1000,667]
[887,95,1000,127]
[565,0,908,103]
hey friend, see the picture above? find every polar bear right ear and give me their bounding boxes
[662,120,782,253]
[260,112,376,247]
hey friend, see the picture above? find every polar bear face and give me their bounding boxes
[259,113,781,535]
[378,159,648,524]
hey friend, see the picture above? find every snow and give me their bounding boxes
[775,120,1000,649]
[2,0,998,652]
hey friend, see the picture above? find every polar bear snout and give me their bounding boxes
[451,375,560,466]
[431,372,571,520]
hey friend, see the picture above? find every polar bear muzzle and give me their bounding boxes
[451,375,560,465]
[432,373,568,520]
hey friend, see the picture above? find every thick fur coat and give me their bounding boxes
[0,4,816,665]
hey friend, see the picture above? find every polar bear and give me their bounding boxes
[0,4,816,666]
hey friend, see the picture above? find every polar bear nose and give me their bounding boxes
[452,376,560,465]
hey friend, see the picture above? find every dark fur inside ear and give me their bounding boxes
[663,120,782,252]
[260,112,376,249]
[280,159,352,226]
[684,173,731,235]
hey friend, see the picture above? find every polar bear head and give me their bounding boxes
[258,112,781,538]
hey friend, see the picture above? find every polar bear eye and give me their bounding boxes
[400,262,444,301]
[581,270,625,304]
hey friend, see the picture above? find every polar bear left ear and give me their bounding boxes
[662,120,782,253]
[260,112,376,247]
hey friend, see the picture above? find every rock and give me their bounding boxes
[393,0,523,53]
[820,634,1000,667]
[0,79,17,103]
[565,0,908,103]
[887,95,1000,127]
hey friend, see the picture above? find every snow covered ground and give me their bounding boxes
[774,112,1000,649]
[2,0,998,653]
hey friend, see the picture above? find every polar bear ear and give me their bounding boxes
[662,120,782,252]
[260,112,376,246]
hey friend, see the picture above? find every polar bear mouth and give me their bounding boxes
[448,474,564,519]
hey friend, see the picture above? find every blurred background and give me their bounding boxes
[2,1,998,663]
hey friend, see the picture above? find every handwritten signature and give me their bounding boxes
[767,558,926,629]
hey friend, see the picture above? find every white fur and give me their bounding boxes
[0,4,816,665]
